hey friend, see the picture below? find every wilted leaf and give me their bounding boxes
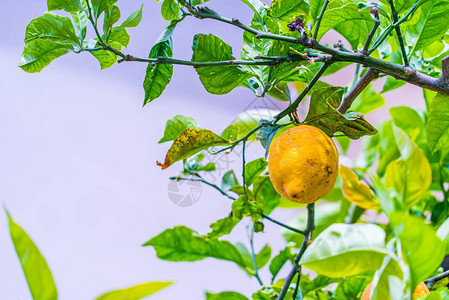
[300,223,388,278]
[7,210,58,300]
[340,165,380,210]
[157,129,232,169]
[95,281,173,300]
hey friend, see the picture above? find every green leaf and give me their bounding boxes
[340,165,381,210]
[47,0,83,12]
[406,0,449,52]
[382,77,406,94]
[335,276,371,300]
[300,275,341,297]
[244,158,268,186]
[269,0,310,22]
[232,195,264,221]
[305,86,378,139]
[158,115,200,144]
[222,170,239,191]
[427,93,449,154]
[390,106,424,139]
[390,212,445,291]
[143,21,178,104]
[351,84,385,114]
[143,226,250,269]
[385,126,432,209]
[207,215,240,239]
[91,27,130,69]
[192,34,252,95]
[71,5,88,41]
[252,176,281,214]
[157,128,232,169]
[103,5,121,34]
[269,246,293,282]
[370,244,405,300]
[206,291,249,300]
[90,0,114,20]
[317,3,372,48]
[300,223,388,278]
[121,4,143,27]
[95,281,173,300]
[161,0,180,21]
[437,218,449,255]
[19,13,79,73]
[221,125,239,141]
[7,210,58,300]
[255,244,271,269]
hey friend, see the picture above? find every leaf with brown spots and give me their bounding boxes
[339,165,380,210]
[157,128,232,169]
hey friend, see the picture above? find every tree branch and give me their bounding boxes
[361,7,380,55]
[425,269,449,289]
[387,0,409,66]
[277,203,315,300]
[338,68,379,113]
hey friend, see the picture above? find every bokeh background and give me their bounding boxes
[0,1,426,299]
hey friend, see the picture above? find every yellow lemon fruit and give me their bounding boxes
[268,125,339,204]
[361,281,429,299]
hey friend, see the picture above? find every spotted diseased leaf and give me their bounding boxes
[7,210,58,300]
[157,129,232,169]
[19,13,80,73]
[192,34,253,95]
[305,87,377,139]
[427,93,449,154]
[95,281,173,300]
[143,226,250,270]
[159,115,200,144]
[143,21,179,105]
[340,165,380,210]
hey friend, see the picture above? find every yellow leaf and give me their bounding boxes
[340,165,380,210]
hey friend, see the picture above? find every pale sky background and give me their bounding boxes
[0,1,426,299]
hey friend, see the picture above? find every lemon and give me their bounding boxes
[268,125,339,204]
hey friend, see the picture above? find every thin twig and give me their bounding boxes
[338,68,379,113]
[425,269,449,289]
[169,176,305,235]
[361,8,380,55]
[312,0,330,40]
[387,0,409,66]
[249,228,264,286]
[274,63,331,123]
[277,203,315,300]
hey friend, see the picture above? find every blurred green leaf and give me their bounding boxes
[121,4,143,27]
[7,210,58,300]
[244,158,268,186]
[300,275,340,297]
[437,218,449,255]
[253,176,281,214]
[222,170,239,191]
[351,84,385,114]
[158,115,200,143]
[19,13,79,73]
[255,244,271,269]
[206,291,249,300]
[335,276,371,300]
[300,223,388,278]
[385,126,432,209]
[427,93,449,154]
[143,226,251,270]
[390,106,424,140]
[157,128,231,169]
[390,212,445,291]
[95,281,173,300]
[143,21,178,104]
[192,34,253,95]
[269,246,293,283]
[340,165,381,210]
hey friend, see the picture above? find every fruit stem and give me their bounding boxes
[277,203,315,300]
